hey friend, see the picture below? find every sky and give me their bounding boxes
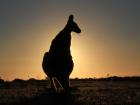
[0,0,140,80]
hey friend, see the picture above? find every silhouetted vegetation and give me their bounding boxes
[0,76,140,105]
[1,76,140,85]
[12,78,25,83]
[97,76,140,81]
[0,78,4,87]
[0,78,4,83]
[70,76,140,82]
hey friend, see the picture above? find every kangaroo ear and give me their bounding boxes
[68,14,74,22]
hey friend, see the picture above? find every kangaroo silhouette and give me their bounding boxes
[42,15,81,92]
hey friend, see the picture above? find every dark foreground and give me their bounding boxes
[0,79,140,105]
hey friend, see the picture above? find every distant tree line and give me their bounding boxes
[0,76,140,85]
[0,78,4,84]
[71,76,140,81]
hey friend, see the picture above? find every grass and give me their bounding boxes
[0,79,140,105]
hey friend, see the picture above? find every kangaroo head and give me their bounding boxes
[67,15,81,33]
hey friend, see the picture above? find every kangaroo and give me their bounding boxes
[42,15,81,92]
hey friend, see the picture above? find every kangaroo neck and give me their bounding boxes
[63,24,72,34]
[49,24,72,54]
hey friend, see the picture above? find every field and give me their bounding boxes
[0,79,140,105]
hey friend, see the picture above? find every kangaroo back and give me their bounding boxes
[42,52,49,71]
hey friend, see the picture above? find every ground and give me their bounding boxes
[0,79,140,105]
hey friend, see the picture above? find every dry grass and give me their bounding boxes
[0,80,140,105]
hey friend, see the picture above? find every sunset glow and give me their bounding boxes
[0,0,140,80]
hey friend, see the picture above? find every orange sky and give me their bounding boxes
[0,1,140,80]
